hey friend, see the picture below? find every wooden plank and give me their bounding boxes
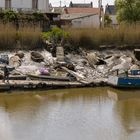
[0,80,84,91]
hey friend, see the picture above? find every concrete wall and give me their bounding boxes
[0,0,49,12]
[71,15,100,28]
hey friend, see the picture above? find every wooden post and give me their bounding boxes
[99,0,102,28]
[56,45,65,63]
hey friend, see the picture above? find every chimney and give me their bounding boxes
[91,2,93,7]
[69,1,73,7]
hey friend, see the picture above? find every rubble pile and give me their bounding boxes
[0,49,139,86]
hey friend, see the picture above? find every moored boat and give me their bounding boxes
[108,70,140,88]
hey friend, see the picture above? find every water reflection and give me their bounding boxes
[0,88,139,140]
[108,89,140,101]
[108,88,140,139]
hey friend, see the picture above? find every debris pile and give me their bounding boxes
[0,49,139,86]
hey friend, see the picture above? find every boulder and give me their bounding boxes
[86,52,106,67]
[9,56,21,68]
[15,51,25,59]
[86,53,99,67]
[31,51,44,63]
[120,55,132,63]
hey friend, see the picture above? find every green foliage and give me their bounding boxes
[3,10,18,22]
[115,0,140,23]
[42,27,70,43]
[0,10,48,23]
[104,15,112,26]
[33,12,44,21]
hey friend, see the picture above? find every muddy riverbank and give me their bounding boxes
[0,48,139,90]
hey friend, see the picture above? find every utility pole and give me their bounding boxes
[99,0,102,28]
[60,0,62,7]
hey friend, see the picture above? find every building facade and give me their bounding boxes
[61,7,103,28]
[105,5,118,26]
[69,1,93,8]
[0,0,49,12]
[61,13,100,28]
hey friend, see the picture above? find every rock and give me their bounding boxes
[130,65,140,70]
[120,55,132,63]
[16,65,39,75]
[105,55,120,67]
[31,51,44,63]
[111,55,133,71]
[66,63,75,71]
[86,52,106,67]
[86,52,99,67]
[46,40,52,46]
[0,55,9,64]
[9,56,21,68]
[15,51,25,59]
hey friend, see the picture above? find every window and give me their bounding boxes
[5,0,11,9]
[32,0,38,9]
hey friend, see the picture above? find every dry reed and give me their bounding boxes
[0,23,41,50]
[66,24,140,49]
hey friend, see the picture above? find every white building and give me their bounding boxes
[105,5,118,26]
[61,7,103,28]
[0,0,49,12]
[61,13,100,28]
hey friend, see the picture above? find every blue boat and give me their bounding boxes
[108,70,140,88]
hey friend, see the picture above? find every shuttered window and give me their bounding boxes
[32,0,38,9]
[5,0,11,9]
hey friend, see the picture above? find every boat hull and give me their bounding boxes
[108,76,140,88]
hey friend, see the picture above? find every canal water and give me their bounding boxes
[0,87,140,140]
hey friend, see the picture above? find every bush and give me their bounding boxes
[42,27,70,43]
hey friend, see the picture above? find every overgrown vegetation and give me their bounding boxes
[115,0,140,23]
[104,15,112,27]
[0,24,140,51]
[0,10,49,31]
[66,24,140,49]
[0,24,41,50]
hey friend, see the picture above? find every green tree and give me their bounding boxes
[104,15,112,26]
[115,0,140,23]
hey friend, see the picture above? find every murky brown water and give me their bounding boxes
[0,87,140,140]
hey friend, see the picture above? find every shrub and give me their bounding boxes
[42,27,70,43]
